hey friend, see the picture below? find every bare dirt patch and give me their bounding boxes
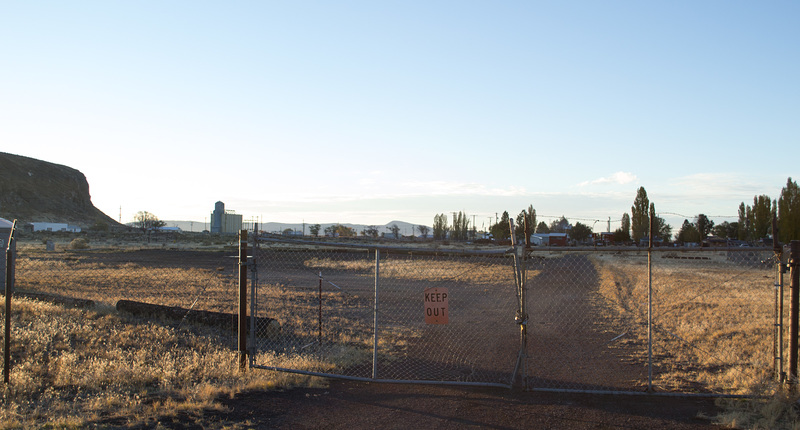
[212,380,720,429]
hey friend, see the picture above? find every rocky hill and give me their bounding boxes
[0,152,119,229]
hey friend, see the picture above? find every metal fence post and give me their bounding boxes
[508,219,528,389]
[4,220,16,385]
[249,224,258,366]
[773,215,785,382]
[789,241,800,387]
[238,230,248,372]
[373,248,380,379]
[647,210,654,393]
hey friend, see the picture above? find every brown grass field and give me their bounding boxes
[2,239,798,428]
[592,250,778,395]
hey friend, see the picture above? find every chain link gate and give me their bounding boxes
[248,235,523,387]
[522,246,779,396]
[245,230,780,396]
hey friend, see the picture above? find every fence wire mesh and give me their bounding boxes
[11,242,239,342]
[251,239,781,395]
[250,239,520,386]
[4,235,785,396]
[524,247,778,395]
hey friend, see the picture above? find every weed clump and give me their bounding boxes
[68,238,89,250]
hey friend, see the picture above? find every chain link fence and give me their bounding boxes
[523,247,778,395]
[250,239,520,387]
[3,233,785,396]
[250,238,781,396]
[10,240,240,344]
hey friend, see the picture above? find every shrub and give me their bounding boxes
[69,238,90,250]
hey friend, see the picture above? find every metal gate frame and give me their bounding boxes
[240,228,790,397]
[244,230,525,388]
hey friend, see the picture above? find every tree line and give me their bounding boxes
[430,176,800,245]
[129,177,800,244]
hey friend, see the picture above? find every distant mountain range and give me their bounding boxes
[162,220,428,236]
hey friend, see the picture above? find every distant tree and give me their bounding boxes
[570,222,592,243]
[417,225,430,238]
[695,214,714,240]
[549,216,570,234]
[282,228,294,236]
[535,221,550,234]
[309,224,321,237]
[514,205,536,244]
[451,211,470,241]
[338,224,355,237]
[612,228,628,243]
[433,214,449,240]
[631,187,650,242]
[712,221,737,239]
[134,211,165,233]
[364,225,380,238]
[738,202,748,240]
[490,211,511,240]
[751,195,774,239]
[515,211,527,241]
[677,220,701,244]
[653,213,672,242]
[387,224,401,239]
[620,213,631,241]
[525,205,536,241]
[325,224,354,237]
[779,177,800,242]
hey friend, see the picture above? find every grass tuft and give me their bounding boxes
[0,295,323,428]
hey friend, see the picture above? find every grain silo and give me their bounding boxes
[210,201,243,234]
[211,201,224,234]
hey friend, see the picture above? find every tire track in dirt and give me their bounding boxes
[525,253,647,391]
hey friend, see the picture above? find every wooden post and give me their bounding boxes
[789,241,800,387]
[238,230,248,372]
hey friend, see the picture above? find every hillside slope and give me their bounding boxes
[0,152,118,228]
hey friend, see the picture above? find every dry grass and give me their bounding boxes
[304,256,514,285]
[0,295,324,429]
[9,241,792,428]
[15,250,237,312]
[590,250,800,429]
[592,251,777,394]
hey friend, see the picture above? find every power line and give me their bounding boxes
[658,212,739,219]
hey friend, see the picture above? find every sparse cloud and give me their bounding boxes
[578,172,638,187]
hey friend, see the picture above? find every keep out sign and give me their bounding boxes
[424,287,449,324]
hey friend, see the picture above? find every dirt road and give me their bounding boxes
[213,380,720,429]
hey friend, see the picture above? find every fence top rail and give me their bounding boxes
[254,235,514,256]
[531,245,775,253]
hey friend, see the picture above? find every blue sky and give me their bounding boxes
[2,1,797,231]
